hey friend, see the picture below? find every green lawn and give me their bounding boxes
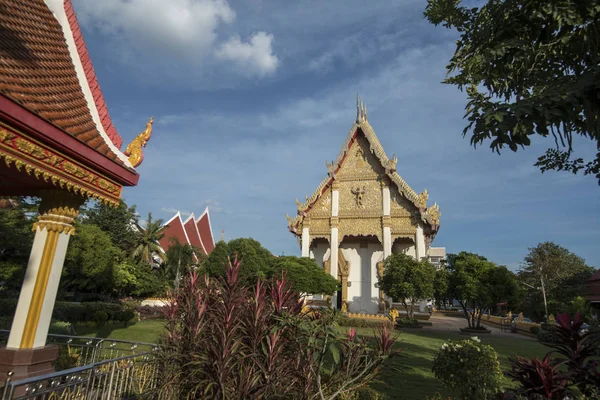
[75,320,549,400]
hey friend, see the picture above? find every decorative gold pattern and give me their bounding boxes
[125,117,154,168]
[287,99,441,245]
[32,190,84,235]
[0,123,122,206]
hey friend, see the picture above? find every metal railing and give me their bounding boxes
[2,352,158,399]
[0,331,160,399]
[0,330,157,366]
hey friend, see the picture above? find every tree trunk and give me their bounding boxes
[403,300,410,320]
[459,300,470,328]
[476,308,484,329]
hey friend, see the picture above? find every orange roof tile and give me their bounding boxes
[0,0,124,165]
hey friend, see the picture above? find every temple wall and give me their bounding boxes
[309,242,329,268]
[392,241,416,258]
[340,240,382,314]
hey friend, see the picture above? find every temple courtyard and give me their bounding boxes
[74,315,546,400]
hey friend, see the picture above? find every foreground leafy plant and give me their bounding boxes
[155,256,397,399]
[432,336,503,399]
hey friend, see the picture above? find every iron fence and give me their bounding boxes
[0,331,160,399]
[1,352,158,400]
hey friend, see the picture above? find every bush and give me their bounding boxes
[529,326,540,335]
[155,258,398,399]
[0,299,17,317]
[49,320,74,335]
[432,337,503,400]
[93,311,109,328]
[396,318,420,327]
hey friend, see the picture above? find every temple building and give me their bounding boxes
[158,209,216,259]
[287,99,440,314]
[0,0,152,380]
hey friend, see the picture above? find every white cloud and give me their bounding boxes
[160,207,191,219]
[75,0,278,77]
[200,199,232,214]
[216,32,278,76]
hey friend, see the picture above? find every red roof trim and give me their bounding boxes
[0,94,138,186]
[64,0,123,149]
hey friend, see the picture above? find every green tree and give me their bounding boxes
[447,252,520,329]
[433,267,449,309]
[425,0,600,183]
[63,224,123,295]
[378,253,436,320]
[132,213,164,264]
[0,201,34,293]
[204,238,274,283]
[82,199,139,253]
[519,242,595,320]
[164,239,198,289]
[270,256,338,295]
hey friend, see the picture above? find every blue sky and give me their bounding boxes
[73,0,600,270]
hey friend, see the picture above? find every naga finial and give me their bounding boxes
[385,155,397,172]
[326,160,337,178]
[125,117,154,168]
[417,189,428,209]
[427,202,441,226]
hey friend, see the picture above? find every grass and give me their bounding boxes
[74,319,549,400]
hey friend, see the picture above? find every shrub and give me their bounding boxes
[155,257,398,399]
[53,345,81,371]
[396,318,420,327]
[506,353,569,399]
[49,320,74,335]
[92,311,108,328]
[432,337,503,400]
[529,326,540,335]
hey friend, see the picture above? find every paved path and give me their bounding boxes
[423,314,534,340]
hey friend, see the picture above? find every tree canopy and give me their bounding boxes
[270,256,338,296]
[378,253,436,320]
[425,0,600,183]
[447,252,521,328]
[132,213,164,265]
[518,242,595,320]
[82,199,139,253]
[204,238,274,283]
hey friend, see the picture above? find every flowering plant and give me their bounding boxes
[432,337,503,400]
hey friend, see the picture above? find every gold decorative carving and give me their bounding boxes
[32,190,85,235]
[338,249,350,278]
[417,189,428,209]
[330,216,339,227]
[338,218,382,243]
[125,117,153,168]
[384,155,397,172]
[326,160,337,179]
[382,215,392,227]
[426,203,441,226]
[391,217,417,235]
[308,217,329,235]
[0,124,122,206]
[350,185,366,208]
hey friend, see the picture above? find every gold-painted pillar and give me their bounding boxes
[7,190,84,349]
[338,249,349,312]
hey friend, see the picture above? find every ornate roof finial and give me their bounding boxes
[355,96,368,123]
[125,117,154,168]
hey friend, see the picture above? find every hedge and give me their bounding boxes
[336,316,393,329]
[0,299,133,325]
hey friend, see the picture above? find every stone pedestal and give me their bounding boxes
[0,345,59,383]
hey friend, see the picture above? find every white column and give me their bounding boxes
[7,191,82,349]
[382,187,390,215]
[301,227,310,257]
[383,227,392,258]
[415,225,426,261]
[330,228,339,279]
[332,189,339,217]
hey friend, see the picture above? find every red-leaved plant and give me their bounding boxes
[505,312,600,399]
[155,256,397,399]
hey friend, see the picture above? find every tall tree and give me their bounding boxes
[433,267,450,309]
[164,239,197,289]
[132,213,164,265]
[378,253,436,320]
[270,256,339,296]
[424,0,600,183]
[447,252,520,328]
[519,242,594,320]
[204,237,274,283]
[82,199,139,253]
[63,224,123,295]
[0,201,34,293]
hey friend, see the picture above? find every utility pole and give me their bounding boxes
[540,256,549,322]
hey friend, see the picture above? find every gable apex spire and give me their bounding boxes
[356,94,368,123]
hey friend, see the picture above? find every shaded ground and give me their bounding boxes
[424,314,534,340]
